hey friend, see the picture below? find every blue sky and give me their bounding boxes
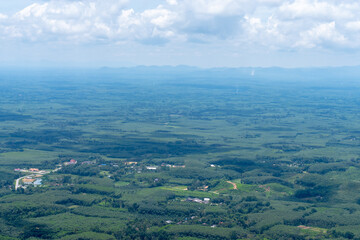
[1,0,360,68]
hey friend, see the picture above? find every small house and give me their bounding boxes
[23,179,35,184]
[64,159,77,166]
[70,159,77,164]
[187,197,203,203]
[125,162,138,165]
[34,179,43,186]
[146,166,158,170]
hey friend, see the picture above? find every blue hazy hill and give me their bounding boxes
[1,65,360,84]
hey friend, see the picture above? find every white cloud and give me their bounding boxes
[295,22,347,48]
[278,0,355,20]
[183,0,243,15]
[166,0,178,6]
[1,0,360,50]
[346,21,360,31]
[0,13,7,20]
[141,7,178,28]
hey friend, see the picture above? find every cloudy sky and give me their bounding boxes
[1,0,360,68]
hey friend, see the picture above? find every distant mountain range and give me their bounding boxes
[1,65,360,83]
[98,65,360,81]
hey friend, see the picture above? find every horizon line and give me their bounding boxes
[1,64,360,71]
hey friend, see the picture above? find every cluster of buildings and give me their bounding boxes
[22,176,43,186]
[14,168,47,174]
[146,164,186,171]
[81,160,96,165]
[13,158,81,189]
[186,197,211,204]
[63,159,77,166]
[14,168,47,189]
[161,163,186,168]
[14,158,189,189]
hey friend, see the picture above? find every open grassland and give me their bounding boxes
[0,149,58,165]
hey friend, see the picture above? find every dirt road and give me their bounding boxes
[227,181,238,190]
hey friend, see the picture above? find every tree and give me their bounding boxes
[344,232,355,239]
[230,231,237,240]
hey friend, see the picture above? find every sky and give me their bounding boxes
[1,0,360,68]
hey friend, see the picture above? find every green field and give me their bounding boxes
[0,69,360,239]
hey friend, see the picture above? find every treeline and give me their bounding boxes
[0,111,31,121]
[59,164,100,176]
[55,198,99,207]
[1,204,66,222]
[79,138,217,158]
[0,171,20,188]
[114,220,243,240]
[10,129,83,144]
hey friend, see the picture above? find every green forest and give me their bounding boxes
[1,68,360,239]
